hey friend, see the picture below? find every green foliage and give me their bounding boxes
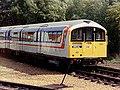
[10,0,68,24]
[11,0,37,24]
[106,2,120,54]
[34,0,67,22]
[107,2,120,28]
[0,0,15,26]
[65,0,108,25]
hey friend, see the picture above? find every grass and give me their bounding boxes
[103,56,120,68]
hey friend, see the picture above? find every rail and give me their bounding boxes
[0,80,54,90]
[72,66,120,87]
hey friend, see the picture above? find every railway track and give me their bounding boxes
[0,80,54,90]
[71,66,120,87]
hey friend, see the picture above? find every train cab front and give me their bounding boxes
[68,26,107,66]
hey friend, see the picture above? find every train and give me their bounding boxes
[0,19,107,68]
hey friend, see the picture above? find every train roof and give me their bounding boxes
[0,19,107,32]
[0,19,91,27]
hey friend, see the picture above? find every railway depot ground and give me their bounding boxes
[0,56,120,90]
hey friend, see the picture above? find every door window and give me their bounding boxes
[86,28,93,41]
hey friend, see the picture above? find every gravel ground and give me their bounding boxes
[0,56,120,90]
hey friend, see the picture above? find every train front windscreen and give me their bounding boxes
[71,27,105,42]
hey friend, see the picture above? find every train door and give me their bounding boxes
[38,29,42,53]
[19,29,23,51]
[82,27,106,57]
[5,30,11,49]
[70,29,83,58]
[82,27,94,57]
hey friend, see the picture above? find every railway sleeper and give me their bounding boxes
[77,66,120,79]
[76,70,120,86]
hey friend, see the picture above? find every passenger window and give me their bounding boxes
[22,32,27,41]
[50,31,62,43]
[56,32,62,43]
[22,32,36,42]
[11,32,19,41]
[52,32,57,42]
[43,31,49,42]
[0,32,5,40]
[48,32,53,42]
[42,31,62,43]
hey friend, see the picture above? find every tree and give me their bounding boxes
[0,0,15,26]
[11,0,68,24]
[11,0,38,24]
[106,2,120,54]
[65,0,108,25]
[34,0,68,22]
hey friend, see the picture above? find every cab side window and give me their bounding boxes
[95,29,105,41]
[71,29,82,41]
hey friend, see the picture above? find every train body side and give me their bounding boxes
[0,26,70,58]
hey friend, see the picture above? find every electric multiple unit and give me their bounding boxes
[0,19,107,66]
